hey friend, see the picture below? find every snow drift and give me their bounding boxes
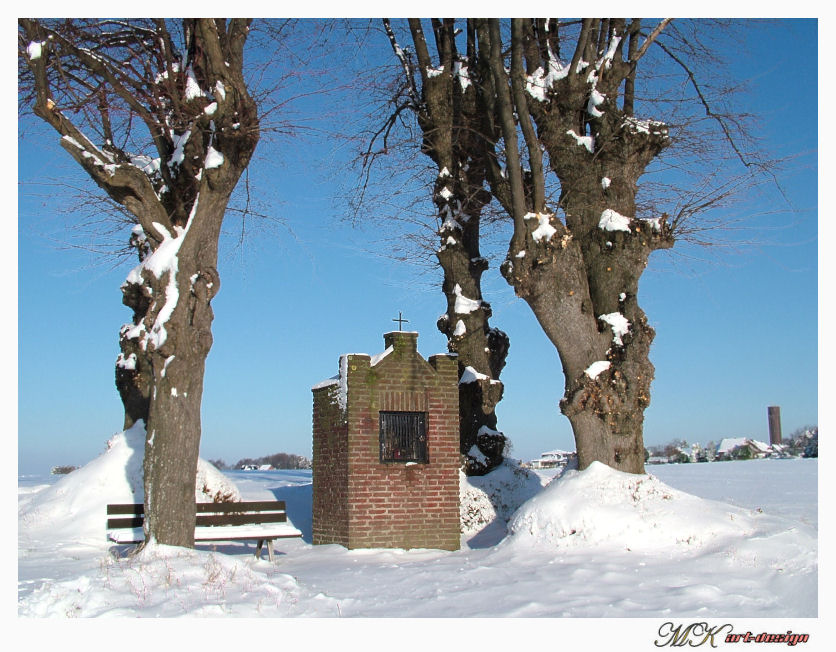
[19,421,241,544]
[19,541,339,617]
[459,459,544,536]
[507,461,758,550]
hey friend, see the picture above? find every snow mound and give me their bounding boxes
[19,421,241,543]
[460,459,544,536]
[195,455,241,503]
[507,461,758,550]
[20,542,340,617]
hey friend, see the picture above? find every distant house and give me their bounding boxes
[770,443,792,459]
[646,456,669,465]
[240,464,258,471]
[716,438,772,460]
[258,464,274,471]
[530,449,577,469]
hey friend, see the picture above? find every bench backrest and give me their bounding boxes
[107,501,289,530]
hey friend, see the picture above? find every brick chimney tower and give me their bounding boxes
[768,406,782,446]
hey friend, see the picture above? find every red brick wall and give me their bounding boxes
[312,383,350,546]
[312,333,460,550]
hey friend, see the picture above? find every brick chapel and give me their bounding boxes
[311,331,460,550]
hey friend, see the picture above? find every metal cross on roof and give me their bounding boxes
[392,311,409,331]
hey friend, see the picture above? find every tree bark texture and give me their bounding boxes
[20,18,259,546]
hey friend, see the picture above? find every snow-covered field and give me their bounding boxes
[18,433,819,645]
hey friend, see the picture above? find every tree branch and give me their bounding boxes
[408,19,433,80]
[383,18,419,106]
[569,19,593,77]
[633,18,673,62]
[510,19,545,213]
[482,19,528,247]
[654,37,757,170]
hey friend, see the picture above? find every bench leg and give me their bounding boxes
[255,539,264,560]
[266,540,275,563]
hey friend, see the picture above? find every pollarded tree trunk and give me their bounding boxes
[435,179,510,474]
[386,19,510,474]
[478,18,674,474]
[117,225,155,430]
[20,18,260,546]
[137,197,226,545]
[552,134,671,473]
[526,21,673,473]
[501,147,672,473]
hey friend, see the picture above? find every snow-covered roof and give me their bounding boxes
[717,438,771,454]
[717,438,750,453]
[538,449,575,459]
[369,345,394,366]
[311,375,339,390]
[749,439,772,453]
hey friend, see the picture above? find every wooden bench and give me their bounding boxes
[106,500,303,562]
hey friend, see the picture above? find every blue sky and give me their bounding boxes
[17,18,818,474]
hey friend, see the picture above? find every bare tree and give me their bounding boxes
[371,19,775,476]
[470,18,674,474]
[476,18,776,474]
[369,19,510,475]
[19,18,260,547]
